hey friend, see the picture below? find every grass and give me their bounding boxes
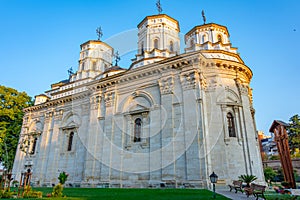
[12,187,230,200]
[9,187,300,200]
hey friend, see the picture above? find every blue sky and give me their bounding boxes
[0,0,299,135]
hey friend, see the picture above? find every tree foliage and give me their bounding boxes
[264,167,277,182]
[238,174,257,187]
[287,114,300,153]
[0,85,33,171]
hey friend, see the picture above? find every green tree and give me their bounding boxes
[0,85,33,171]
[264,167,277,183]
[287,114,300,153]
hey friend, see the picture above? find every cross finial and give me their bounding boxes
[96,26,103,41]
[156,0,162,14]
[113,51,120,66]
[68,67,74,77]
[202,10,206,24]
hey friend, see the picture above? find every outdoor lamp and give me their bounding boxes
[209,171,218,183]
[209,171,218,199]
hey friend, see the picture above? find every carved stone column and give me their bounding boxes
[159,75,175,181]
[180,70,201,181]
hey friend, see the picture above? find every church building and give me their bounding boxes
[12,9,264,188]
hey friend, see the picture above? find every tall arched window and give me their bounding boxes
[67,132,74,151]
[134,118,142,142]
[141,42,144,54]
[154,39,159,49]
[169,41,174,52]
[227,113,236,137]
[190,39,194,47]
[92,61,97,71]
[31,138,38,154]
[217,35,223,43]
[202,34,207,43]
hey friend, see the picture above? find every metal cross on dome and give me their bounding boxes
[113,51,120,66]
[96,26,103,41]
[68,67,74,77]
[202,10,206,24]
[156,0,162,14]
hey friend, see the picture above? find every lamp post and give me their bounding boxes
[210,171,218,199]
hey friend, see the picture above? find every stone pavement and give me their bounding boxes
[217,188,265,200]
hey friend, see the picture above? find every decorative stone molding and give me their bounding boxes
[54,109,63,120]
[180,71,198,90]
[90,95,101,110]
[199,72,207,90]
[248,87,253,105]
[206,76,218,91]
[235,78,248,95]
[159,76,174,95]
[104,91,115,107]
[44,111,53,122]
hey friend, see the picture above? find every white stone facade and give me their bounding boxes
[12,13,264,188]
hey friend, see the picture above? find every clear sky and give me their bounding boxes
[0,0,299,135]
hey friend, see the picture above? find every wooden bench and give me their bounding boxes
[244,183,266,200]
[228,180,243,193]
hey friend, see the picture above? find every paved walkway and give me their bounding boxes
[217,188,265,200]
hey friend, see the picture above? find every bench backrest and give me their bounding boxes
[233,180,242,186]
[251,183,266,191]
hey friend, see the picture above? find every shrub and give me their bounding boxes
[0,189,13,198]
[239,174,258,187]
[281,181,291,188]
[22,186,43,198]
[58,171,69,184]
[52,183,63,197]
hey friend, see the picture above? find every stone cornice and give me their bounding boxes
[24,91,90,112]
[201,49,243,63]
[185,23,230,38]
[214,60,252,81]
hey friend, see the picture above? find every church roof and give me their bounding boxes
[103,65,126,74]
[80,40,113,50]
[137,14,180,31]
[185,23,229,37]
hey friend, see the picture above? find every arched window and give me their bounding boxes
[169,41,174,52]
[141,42,144,54]
[227,113,236,137]
[217,35,223,43]
[190,39,194,47]
[202,35,207,43]
[67,132,74,151]
[134,118,142,142]
[154,39,159,49]
[31,138,38,154]
[81,62,85,71]
[92,61,97,71]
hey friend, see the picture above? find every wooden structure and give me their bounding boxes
[269,120,296,189]
[228,180,243,193]
[244,183,266,200]
[17,169,32,197]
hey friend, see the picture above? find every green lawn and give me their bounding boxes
[13,188,230,200]
[8,187,299,200]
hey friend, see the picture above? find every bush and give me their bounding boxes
[58,171,69,185]
[52,183,63,197]
[239,174,258,187]
[22,186,43,198]
[0,189,13,198]
[281,181,291,188]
